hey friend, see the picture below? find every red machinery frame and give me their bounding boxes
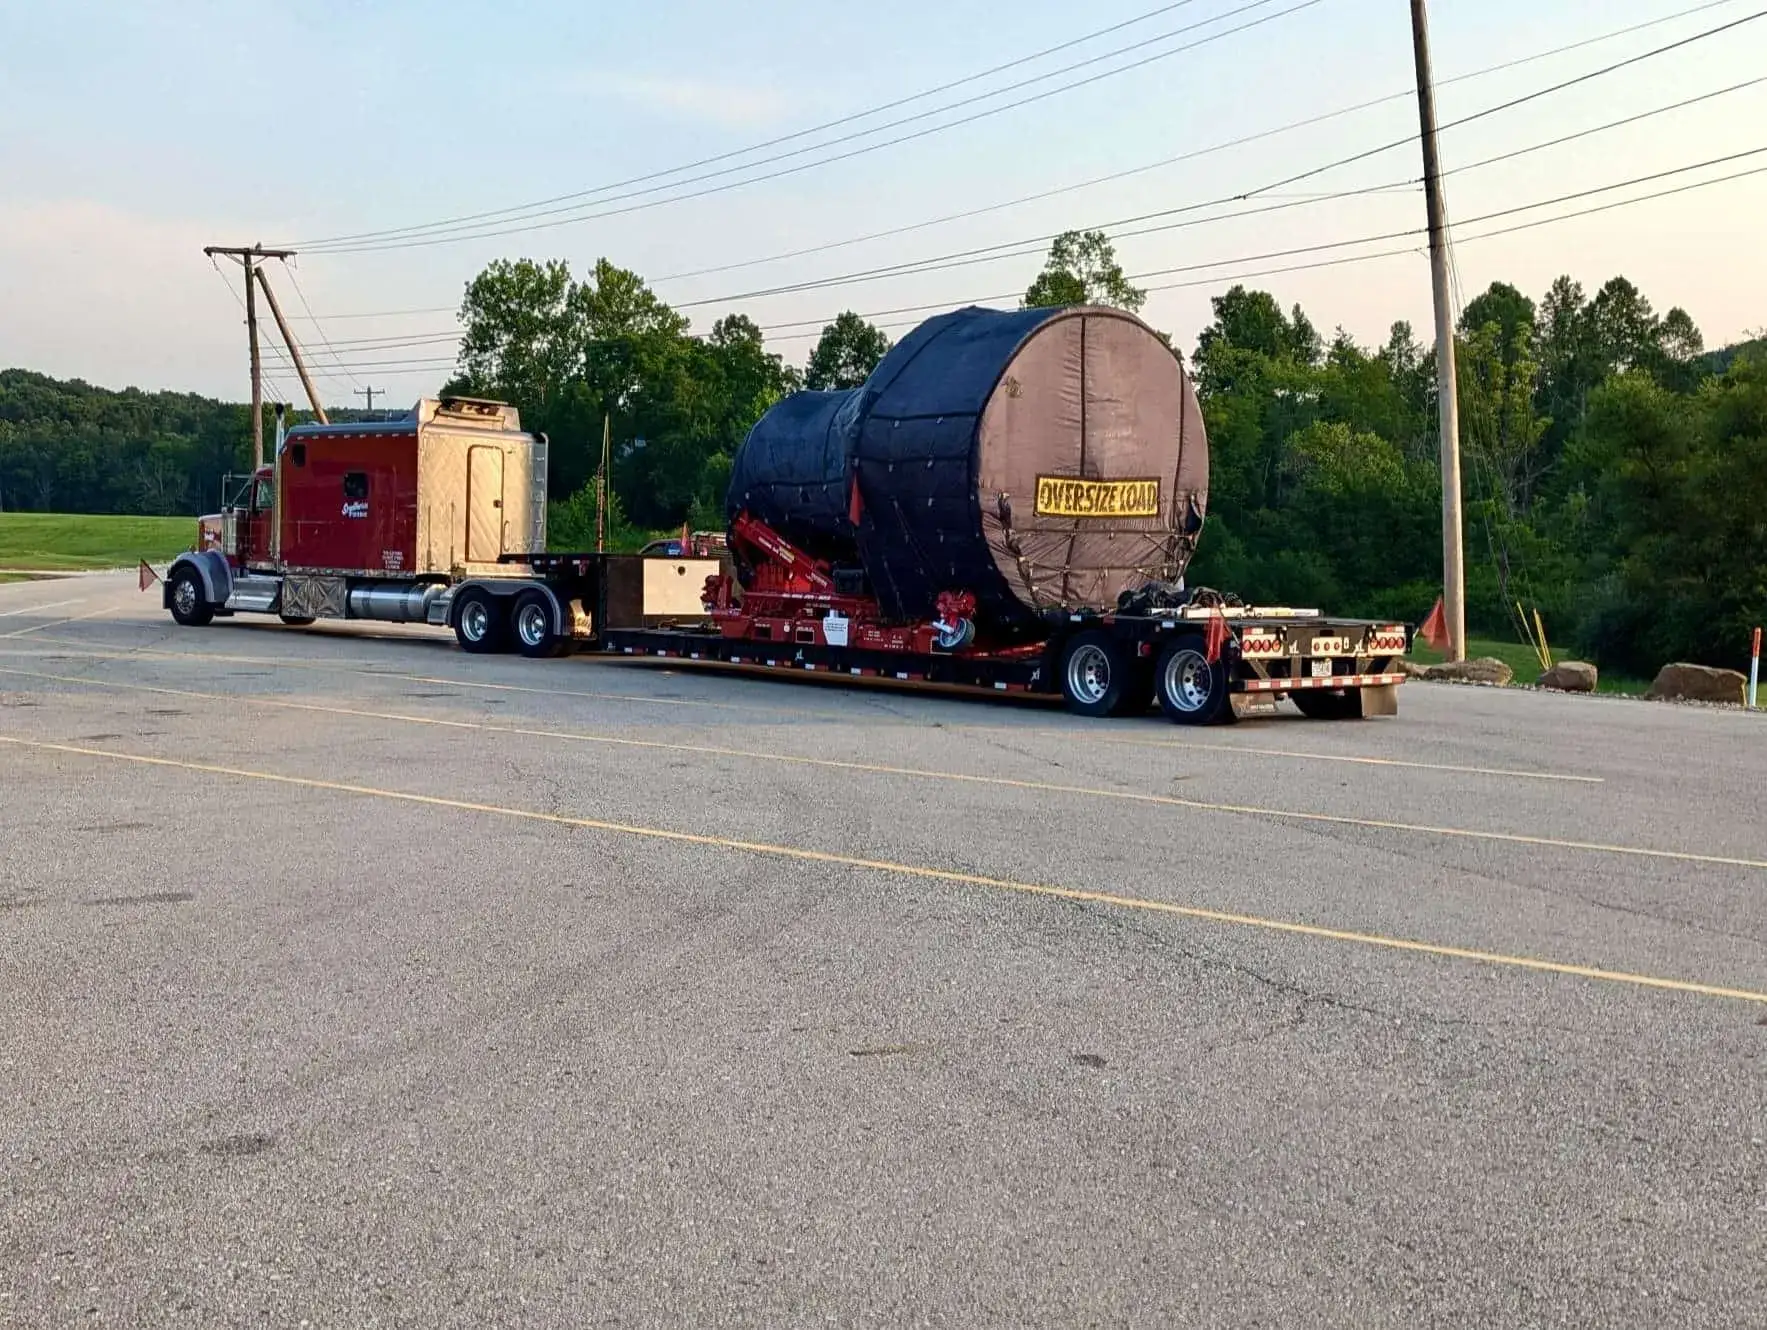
[704,511,988,657]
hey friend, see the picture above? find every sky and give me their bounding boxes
[2,0,1764,406]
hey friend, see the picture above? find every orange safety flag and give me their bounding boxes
[138,560,159,592]
[1203,607,1229,663]
[1416,596,1449,652]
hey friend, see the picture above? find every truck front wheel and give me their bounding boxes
[1155,637,1234,726]
[167,567,213,628]
[454,589,508,654]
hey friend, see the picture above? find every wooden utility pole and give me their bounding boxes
[596,414,611,553]
[355,385,384,415]
[1409,0,1466,662]
[252,264,330,425]
[205,244,296,470]
[244,256,264,468]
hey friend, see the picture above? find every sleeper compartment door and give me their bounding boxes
[465,445,505,563]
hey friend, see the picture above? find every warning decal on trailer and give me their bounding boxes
[1033,476,1161,518]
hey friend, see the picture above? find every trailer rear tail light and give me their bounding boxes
[1366,629,1408,654]
[1240,632,1285,658]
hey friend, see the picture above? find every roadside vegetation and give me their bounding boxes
[3,231,1761,676]
[0,512,193,571]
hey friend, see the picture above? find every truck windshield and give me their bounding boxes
[254,478,273,510]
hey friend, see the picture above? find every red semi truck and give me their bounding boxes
[162,393,1408,726]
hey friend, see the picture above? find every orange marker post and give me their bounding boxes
[1750,627,1761,710]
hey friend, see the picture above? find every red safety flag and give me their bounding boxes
[138,560,159,592]
[1203,607,1228,664]
[1416,596,1449,652]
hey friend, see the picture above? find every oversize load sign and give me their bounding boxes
[1034,476,1161,518]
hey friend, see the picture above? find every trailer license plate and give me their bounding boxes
[1310,659,1334,678]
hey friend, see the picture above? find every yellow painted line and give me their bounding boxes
[0,605,116,639]
[1024,729,1602,784]
[3,663,1761,874]
[1,731,1763,1007]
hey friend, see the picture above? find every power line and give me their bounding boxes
[288,65,1767,366]
[288,0,1217,250]
[663,39,1767,315]
[295,0,1325,255]
[648,0,1760,286]
[289,0,1277,251]
[289,148,1767,374]
[298,0,1762,261]
[282,263,361,389]
[761,148,1767,329]
[282,0,1758,326]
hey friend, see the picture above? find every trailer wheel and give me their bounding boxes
[1059,631,1137,718]
[454,589,507,654]
[279,615,316,627]
[512,590,564,658]
[1292,688,1364,721]
[1155,636,1234,726]
[167,567,213,627]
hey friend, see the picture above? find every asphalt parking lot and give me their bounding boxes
[3,571,1765,1327]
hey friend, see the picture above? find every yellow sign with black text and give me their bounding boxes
[1033,476,1161,519]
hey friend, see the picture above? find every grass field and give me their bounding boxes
[1409,636,1649,695]
[0,513,194,571]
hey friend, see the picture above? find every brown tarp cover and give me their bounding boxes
[977,308,1208,612]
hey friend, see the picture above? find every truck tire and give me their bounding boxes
[1059,630,1138,718]
[279,614,316,627]
[1155,635,1234,726]
[454,589,508,654]
[167,567,214,627]
[1292,688,1364,721]
[512,590,564,659]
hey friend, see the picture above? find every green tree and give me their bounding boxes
[1022,230,1146,312]
[804,312,890,391]
[456,258,582,408]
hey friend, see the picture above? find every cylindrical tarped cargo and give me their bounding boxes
[727,304,1209,638]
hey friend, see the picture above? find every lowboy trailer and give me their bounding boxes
[163,395,1408,725]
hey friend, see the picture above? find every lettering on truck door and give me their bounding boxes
[466,445,505,563]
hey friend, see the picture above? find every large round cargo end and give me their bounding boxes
[728,304,1209,640]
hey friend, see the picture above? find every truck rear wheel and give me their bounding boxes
[1155,636,1234,727]
[279,614,316,627]
[454,589,507,654]
[512,590,564,659]
[167,567,213,627]
[1059,631,1139,718]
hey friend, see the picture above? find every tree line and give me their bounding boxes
[1,230,1760,672]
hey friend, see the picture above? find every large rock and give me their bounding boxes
[1422,657,1515,686]
[1647,662,1746,705]
[1538,660,1598,693]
